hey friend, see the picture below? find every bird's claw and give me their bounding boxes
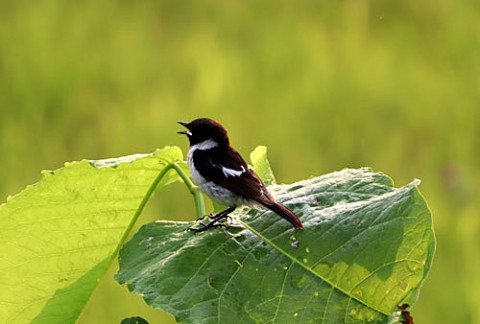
[196,213,214,221]
[189,221,227,233]
[189,206,236,233]
[189,215,231,233]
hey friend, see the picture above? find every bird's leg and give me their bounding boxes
[190,205,236,233]
[210,205,236,221]
[196,212,218,221]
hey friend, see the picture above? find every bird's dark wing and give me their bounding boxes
[192,147,273,202]
[192,146,304,229]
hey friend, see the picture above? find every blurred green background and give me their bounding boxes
[1,0,478,323]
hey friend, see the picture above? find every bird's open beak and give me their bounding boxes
[177,121,192,136]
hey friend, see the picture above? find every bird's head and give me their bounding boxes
[178,118,229,147]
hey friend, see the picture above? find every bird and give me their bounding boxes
[178,118,303,232]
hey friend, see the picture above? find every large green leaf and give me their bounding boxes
[116,168,435,323]
[0,147,184,323]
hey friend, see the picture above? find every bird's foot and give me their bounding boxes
[189,221,227,233]
[189,206,236,233]
[196,213,212,221]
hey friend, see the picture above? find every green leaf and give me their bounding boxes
[116,168,435,323]
[250,145,276,185]
[0,146,185,323]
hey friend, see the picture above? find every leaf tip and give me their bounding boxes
[412,179,421,186]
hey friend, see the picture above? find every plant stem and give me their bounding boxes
[115,162,174,254]
[172,161,206,219]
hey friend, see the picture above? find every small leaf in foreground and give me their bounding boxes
[249,145,276,185]
[120,316,150,324]
[116,168,435,323]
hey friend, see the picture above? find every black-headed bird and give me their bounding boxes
[178,118,303,232]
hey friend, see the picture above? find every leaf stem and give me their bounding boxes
[172,161,206,219]
[107,162,174,272]
[116,159,204,252]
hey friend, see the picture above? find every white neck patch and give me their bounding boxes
[190,139,218,152]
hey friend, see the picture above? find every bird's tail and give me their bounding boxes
[261,201,304,229]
